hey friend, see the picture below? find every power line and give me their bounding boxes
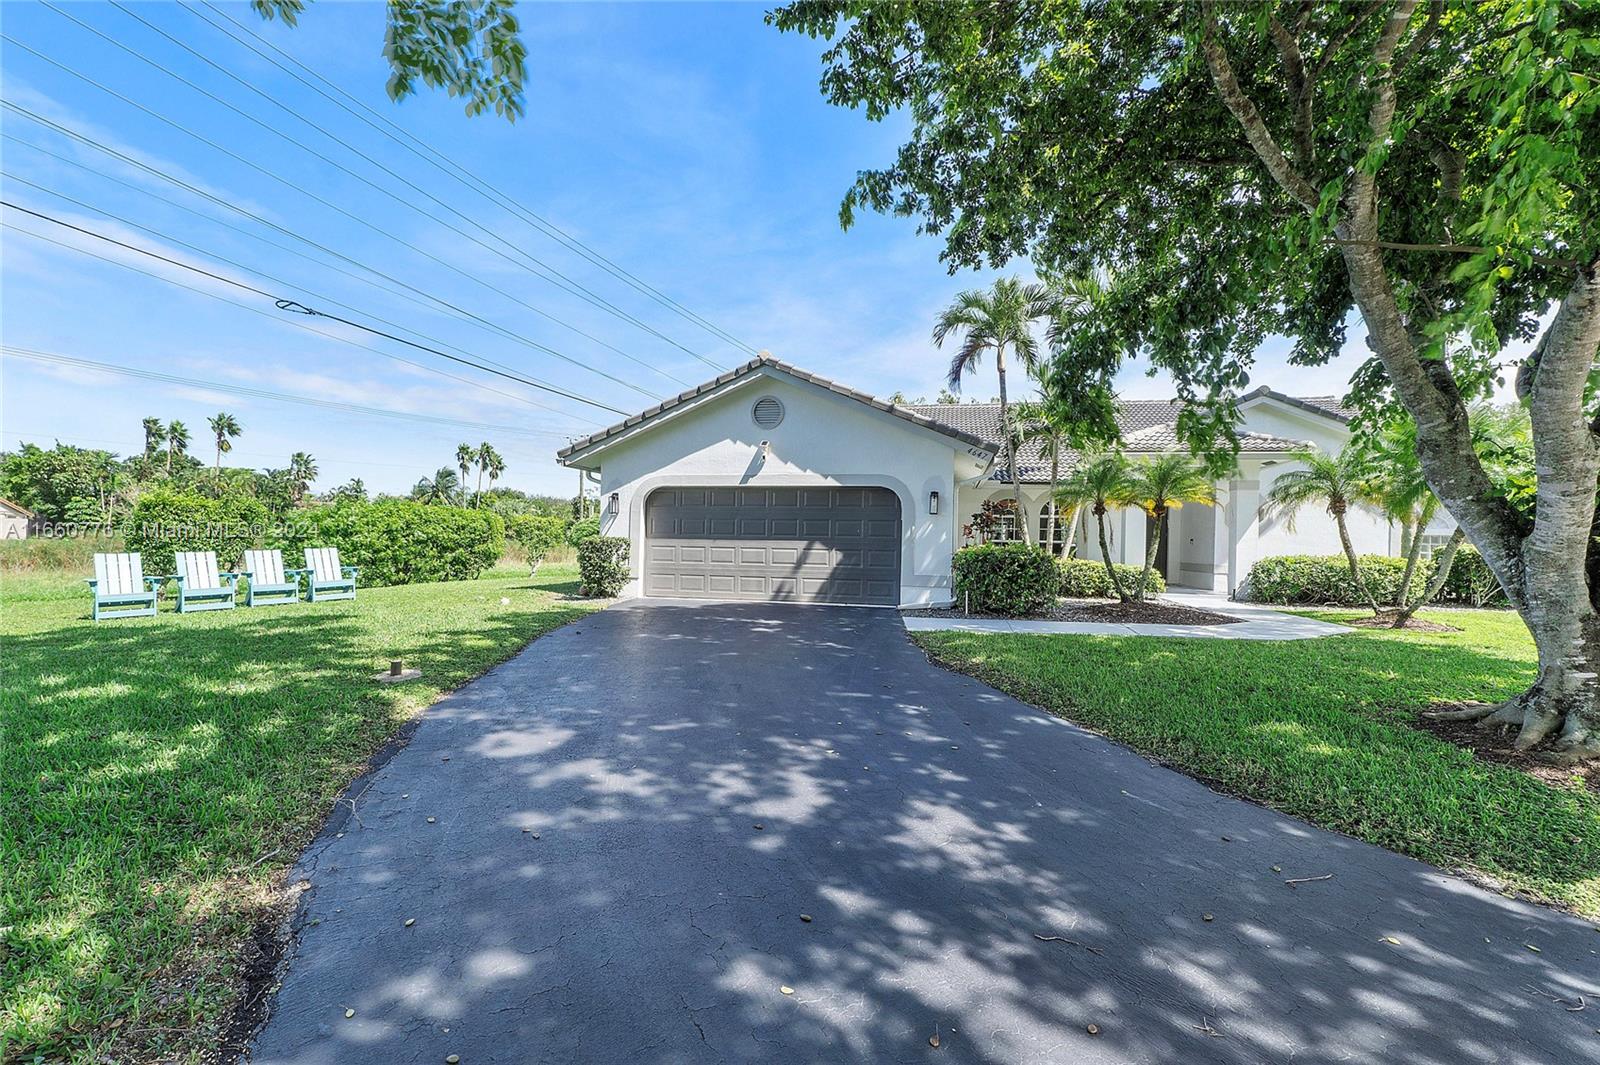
[0,103,663,402]
[23,6,710,382]
[0,34,671,402]
[2,346,586,441]
[190,0,756,363]
[1,201,635,417]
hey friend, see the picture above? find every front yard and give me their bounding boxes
[0,563,601,1062]
[914,609,1600,917]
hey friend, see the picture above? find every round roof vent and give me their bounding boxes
[752,395,785,429]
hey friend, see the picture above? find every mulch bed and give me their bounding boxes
[1414,705,1598,794]
[904,599,1242,626]
[1344,613,1460,633]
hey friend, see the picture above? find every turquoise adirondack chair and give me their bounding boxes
[86,552,163,621]
[171,551,239,613]
[304,547,358,602]
[240,549,304,607]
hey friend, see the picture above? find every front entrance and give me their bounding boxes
[643,486,902,605]
[1146,511,1169,577]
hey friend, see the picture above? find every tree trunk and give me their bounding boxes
[1134,507,1162,603]
[1332,504,1380,613]
[995,347,1032,545]
[1095,505,1128,601]
[1394,526,1464,626]
[1392,516,1427,611]
[1062,503,1083,558]
[1045,444,1060,553]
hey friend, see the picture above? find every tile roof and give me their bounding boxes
[556,354,996,461]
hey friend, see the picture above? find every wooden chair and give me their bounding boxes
[304,547,358,602]
[86,552,163,621]
[240,549,304,607]
[172,551,239,613]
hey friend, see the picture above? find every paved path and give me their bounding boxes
[904,589,1350,640]
[250,601,1595,1065]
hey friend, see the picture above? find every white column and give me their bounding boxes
[1121,505,1146,567]
[1209,483,1232,594]
[1228,477,1261,596]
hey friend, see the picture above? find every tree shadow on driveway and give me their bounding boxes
[248,601,1598,1064]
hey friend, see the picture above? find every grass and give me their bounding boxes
[1,560,602,1062]
[913,609,1600,917]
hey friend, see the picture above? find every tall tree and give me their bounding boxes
[251,0,527,120]
[1056,451,1134,601]
[208,413,242,478]
[1261,447,1382,613]
[772,2,1600,758]
[1361,420,1439,623]
[474,442,497,507]
[165,420,189,476]
[456,443,476,507]
[933,277,1060,542]
[413,467,460,504]
[141,417,164,463]
[288,452,318,506]
[1123,454,1217,602]
[483,448,506,495]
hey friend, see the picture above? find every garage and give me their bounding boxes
[644,486,901,605]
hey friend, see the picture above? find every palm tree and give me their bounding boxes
[141,417,164,463]
[1261,446,1380,612]
[1361,420,1439,622]
[933,277,1060,543]
[208,412,242,478]
[474,441,495,506]
[165,420,190,476]
[288,452,319,506]
[414,467,460,504]
[1056,451,1133,600]
[1013,398,1072,554]
[1122,453,1216,602]
[456,443,475,507]
[482,448,505,496]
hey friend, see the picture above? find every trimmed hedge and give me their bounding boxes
[1244,553,1429,606]
[123,488,269,577]
[506,514,566,567]
[1437,545,1510,607]
[272,500,504,587]
[1058,558,1166,599]
[952,543,1060,615]
[566,515,600,547]
[577,535,629,597]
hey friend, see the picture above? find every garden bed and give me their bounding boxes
[906,597,1241,626]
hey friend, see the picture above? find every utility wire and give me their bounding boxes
[189,0,754,363]
[47,1,702,387]
[2,208,596,429]
[2,167,629,422]
[2,347,580,440]
[1,202,631,417]
[0,102,656,400]
[0,35,666,403]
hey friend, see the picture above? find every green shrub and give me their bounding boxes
[577,535,629,597]
[272,500,504,586]
[1244,554,1427,605]
[1437,544,1510,607]
[952,543,1060,615]
[123,488,269,576]
[1057,557,1166,599]
[566,515,600,547]
[506,514,566,567]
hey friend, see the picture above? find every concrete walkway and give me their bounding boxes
[250,600,1593,1065]
[904,589,1350,640]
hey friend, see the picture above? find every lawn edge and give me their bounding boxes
[906,632,1591,921]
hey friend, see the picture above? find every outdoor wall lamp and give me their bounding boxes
[608,492,619,515]
[929,491,940,515]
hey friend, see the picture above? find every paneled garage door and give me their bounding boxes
[644,486,901,605]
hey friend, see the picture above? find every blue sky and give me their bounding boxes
[3,1,1416,497]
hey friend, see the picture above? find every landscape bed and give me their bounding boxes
[912,608,1600,917]
[0,562,601,1062]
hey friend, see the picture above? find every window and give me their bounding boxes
[1417,533,1453,558]
[1037,502,1072,556]
[989,509,1020,543]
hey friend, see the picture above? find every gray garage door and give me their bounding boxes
[644,486,901,605]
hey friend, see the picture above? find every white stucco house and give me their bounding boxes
[556,355,1415,607]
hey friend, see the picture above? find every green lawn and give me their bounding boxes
[913,609,1600,917]
[1,562,601,1062]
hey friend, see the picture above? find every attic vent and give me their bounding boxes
[752,395,785,429]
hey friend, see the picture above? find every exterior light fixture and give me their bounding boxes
[929,491,940,515]
[608,492,619,515]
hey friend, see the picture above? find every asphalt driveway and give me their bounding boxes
[249,600,1596,1064]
